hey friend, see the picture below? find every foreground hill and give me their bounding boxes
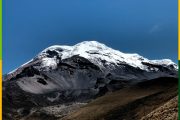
[141,96,178,120]
[61,77,177,120]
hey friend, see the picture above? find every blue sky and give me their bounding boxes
[3,0,177,74]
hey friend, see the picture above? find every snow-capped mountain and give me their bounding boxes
[5,41,177,95]
[37,41,177,71]
[3,41,178,119]
[10,41,177,72]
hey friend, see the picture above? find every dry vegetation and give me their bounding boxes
[141,96,178,120]
[62,78,177,120]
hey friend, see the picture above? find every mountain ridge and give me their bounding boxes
[6,41,178,80]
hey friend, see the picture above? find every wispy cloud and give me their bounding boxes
[149,24,162,34]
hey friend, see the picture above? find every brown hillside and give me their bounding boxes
[62,77,177,120]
